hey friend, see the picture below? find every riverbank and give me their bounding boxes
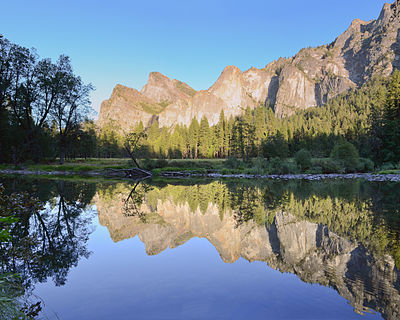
[1,168,400,182]
[1,157,400,181]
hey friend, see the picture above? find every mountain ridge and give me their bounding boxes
[98,1,400,131]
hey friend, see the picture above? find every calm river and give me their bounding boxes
[1,176,399,319]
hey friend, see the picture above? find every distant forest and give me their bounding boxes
[84,70,400,166]
[1,36,400,166]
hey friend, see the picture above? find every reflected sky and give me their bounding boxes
[35,220,379,320]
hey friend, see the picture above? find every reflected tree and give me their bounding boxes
[0,180,96,288]
[123,179,153,223]
[228,184,265,227]
[0,184,43,319]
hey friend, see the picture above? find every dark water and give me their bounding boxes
[1,176,400,320]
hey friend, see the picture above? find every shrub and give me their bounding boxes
[306,166,322,174]
[141,158,168,170]
[357,158,375,173]
[225,156,240,169]
[140,158,153,170]
[221,168,230,175]
[195,168,207,174]
[318,158,345,174]
[244,168,253,174]
[168,160,191,168]
[200,161,219,169]
[295,149,312,171]
[250,157,268,175]
[378,162,395,171]
[282,162,298,174]
[269,157,298,174]
[268,157,281,174]
[330,141,360,172]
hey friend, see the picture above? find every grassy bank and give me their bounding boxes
[1,157,399,176]
[140,157,377,175]
[0,158,224,174]
[0,158,133,173]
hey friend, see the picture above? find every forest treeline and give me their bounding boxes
[2,35,400,165]
[99,71,400,165]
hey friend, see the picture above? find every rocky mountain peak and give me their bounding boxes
[216,65,241,78]
[140,71,195,104]
[209,66,242,93]
[148,71,168,82]
[112,84,141,98]
[208,65,255,110]
[97,83,155,131]
[350,18,369,27]
[98,1,400,127]
[377,2,394,25]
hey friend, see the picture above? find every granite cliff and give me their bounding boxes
[98,1,400,130]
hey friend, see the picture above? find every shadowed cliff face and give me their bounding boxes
[94,181,400,320]
[98,1,400,129]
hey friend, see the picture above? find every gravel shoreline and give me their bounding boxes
[1,169,400,182]
[160,171,400,181]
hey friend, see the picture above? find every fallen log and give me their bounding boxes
[160,171,191,178]
[105,168,152,179]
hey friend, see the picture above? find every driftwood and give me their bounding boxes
[160,171,191,178]
[105,168,152,179]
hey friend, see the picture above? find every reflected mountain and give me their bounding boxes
[95,180,400,320]
[1,177,399,319]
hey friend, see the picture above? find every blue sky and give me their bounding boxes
[0,0,388,115]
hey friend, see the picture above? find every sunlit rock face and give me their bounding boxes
[98,2,400,129]
[94,182,400,320]
[141,72,194,104]
[97,85,155,131]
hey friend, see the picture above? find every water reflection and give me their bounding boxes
[95,179,400,319]
[1,177,400,319]
[1,179,95,288]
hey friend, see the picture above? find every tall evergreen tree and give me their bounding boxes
[188,118,200,158]
[382,70,400,162]
[199,116,211,158]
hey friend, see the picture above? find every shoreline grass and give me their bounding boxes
[1,157,399,176]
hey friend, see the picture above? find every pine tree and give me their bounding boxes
[199,116,211,158]
[382,70,400,162]
[188,118,200,158]
[216,110,226,157]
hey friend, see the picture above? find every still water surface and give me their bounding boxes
[1,177,400,319]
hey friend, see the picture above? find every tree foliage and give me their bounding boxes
[295,149,312,171]
[0,36,93,163]
[124,130,148,168]
[330,141,360,172]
